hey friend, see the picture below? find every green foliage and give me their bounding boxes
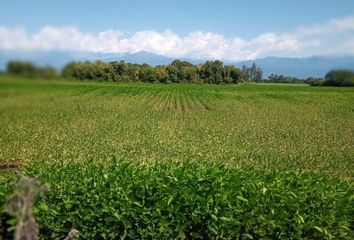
[61,61,115,82]
[309,70,354,87]
[1,160,352,239]
[267,74,305,83]
[61,60,242,84]
[241,63,263,81]
[200,60,224,83]
[306,77,325,86]
[6,60,57,79]
[0,77,353,238]
[225,65,242,84]
[0,77,353,178]
[0,175,16,238]
[324,70,354,86]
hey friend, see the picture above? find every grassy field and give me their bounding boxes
[0,77,353,177]
[0,76,353,238]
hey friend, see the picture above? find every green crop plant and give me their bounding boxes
[0,76,353,238]
[1,160,353,239]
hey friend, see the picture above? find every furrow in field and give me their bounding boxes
[184,92,195,112]
[146,89,164,110]
[187,94,204,112]
[155,89,171,112]
[196,95,212,111]
[166,89,176,113]
[180,92,189,113]
[133,89,151,108]
[127,88,145,102]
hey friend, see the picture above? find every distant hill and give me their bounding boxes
[0,50,76,70]
[0,50,175,70]
[1,50,354,79]
[113,51,174,65]
[234,56,354,78]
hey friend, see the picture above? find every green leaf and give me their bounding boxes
[220,216,233,222]
[132,201,143,207]
[237,195,248,202]
[167,196,174,206]
[243,233,254,239]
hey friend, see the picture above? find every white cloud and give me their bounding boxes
[0,15,354,61]
[294,15,354,36]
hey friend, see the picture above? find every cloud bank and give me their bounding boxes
[1,16,354,61]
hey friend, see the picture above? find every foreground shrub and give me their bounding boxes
[1,160,353,239]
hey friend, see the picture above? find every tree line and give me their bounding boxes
[62,60,252,84]
[308,70,354,87]
[255,74,308,84]
[5,60,353,86]
[7,60,251,84]
[6,61,57,79]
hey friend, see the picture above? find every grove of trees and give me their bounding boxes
[5,60,274,84]
[6,61,57,79]
[10,60,353,87]
[241,63,263,81]
[267,74,305,83]
[61,60,244,84]
[323,70,354,86]
[308,70,354,86]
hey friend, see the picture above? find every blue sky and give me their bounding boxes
[0,0,354,60]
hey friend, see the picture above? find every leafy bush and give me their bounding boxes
[6,60,57,79]
[1,160,352,239]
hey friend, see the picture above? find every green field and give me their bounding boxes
[1,77,353,177]
[0,76,353,239]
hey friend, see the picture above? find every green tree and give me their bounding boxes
[140,64,157,83]
[224,65,242,84]
[7,60,57,79]
[201,60,224,84]
[155,66,168,83]
[324,70,354,86]
[241,63,263,81]
[241,65,250,81]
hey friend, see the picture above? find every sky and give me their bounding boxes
[0,0,354,61]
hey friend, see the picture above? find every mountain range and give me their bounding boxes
[1,50,354,79]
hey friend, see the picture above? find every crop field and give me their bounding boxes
[0,76,353,239]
